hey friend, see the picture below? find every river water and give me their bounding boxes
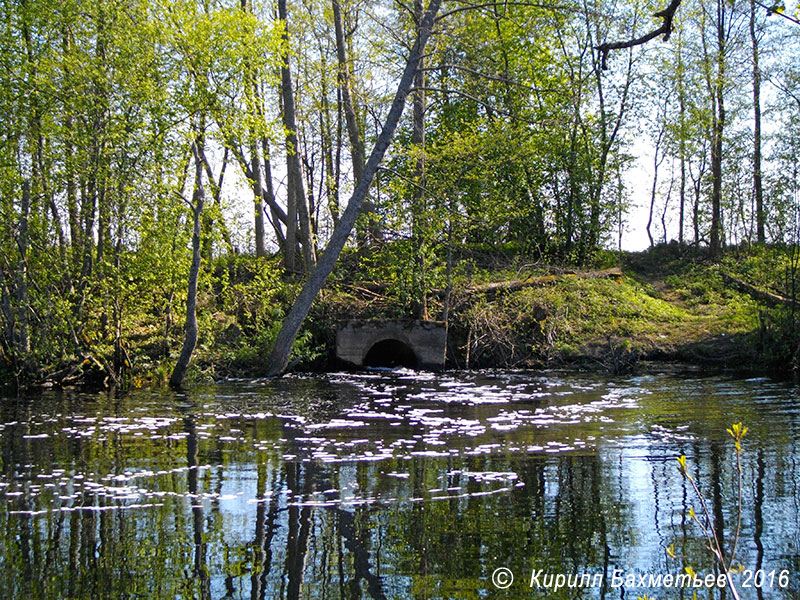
[0,370,798,599]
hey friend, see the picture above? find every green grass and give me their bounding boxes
[143,244,796,380]
[458,246,765,369]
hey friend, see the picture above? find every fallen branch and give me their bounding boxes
[41,353,116,388]
[720,272,799,308]
[342,283,391,300]
[468,267,623,294]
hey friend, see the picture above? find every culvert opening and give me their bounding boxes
[363,339,419,369]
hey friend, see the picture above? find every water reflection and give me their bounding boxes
[0,371,798,599]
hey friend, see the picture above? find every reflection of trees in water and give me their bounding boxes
[284,461,312,600]
[184,414,210,600]
[336,454,617,598]
[1,389,800,599]
[335,507,387,599]
[250,451,282,600]
[277,432,389,599]
[753,449,765,600]
[0,447,720,598]
[665,433,800,600]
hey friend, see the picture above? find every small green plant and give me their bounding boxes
[669,423,748,600]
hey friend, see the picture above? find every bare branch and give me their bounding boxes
[396,0,416,20]
[595,0,682,69]
[377,165,431,193]
[753,0,800,25]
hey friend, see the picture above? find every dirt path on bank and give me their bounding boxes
[614,258,761,369]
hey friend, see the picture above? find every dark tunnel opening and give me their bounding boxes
[363,339,419,369]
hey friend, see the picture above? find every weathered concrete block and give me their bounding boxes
[335,320,447,371]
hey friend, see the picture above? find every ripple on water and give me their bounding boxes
[4,371,794,515]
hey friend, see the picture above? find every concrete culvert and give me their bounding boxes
[336,320,446,371]
[363,339,419,369]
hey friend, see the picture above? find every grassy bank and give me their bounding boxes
[450,249,762,372]
[448,243,800,375]
[12,244,800,390]
[209,243,797,379]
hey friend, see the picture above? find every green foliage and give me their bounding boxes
[637,245,800,374]
[758,306,800,375]
[459,276,685,368]
[0,0,291,388]
[665,265,733,307]
[453,245,779,371]
[216,255,285,334]
[1,0,798,385]
[372,0,639,309]
[207,255,321,372]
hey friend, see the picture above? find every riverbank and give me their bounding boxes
[195,243,796,382]
[11,243,800,391]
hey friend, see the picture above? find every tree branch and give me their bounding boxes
[595,0,682,69]
[753,0,800,25]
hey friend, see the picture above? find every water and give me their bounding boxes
[0,370,798,599]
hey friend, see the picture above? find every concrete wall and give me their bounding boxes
[335,320,447,370]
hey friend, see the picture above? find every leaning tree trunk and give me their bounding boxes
[266,0,443,376]
[169,140,205,389]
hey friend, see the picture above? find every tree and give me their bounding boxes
[266,0,443,375]
[279,0,317,273]
[242,0,269,259]
[706,0,728,255]
[169,138,205,389]
[332,0,366,225]
[646,98,670,248]
[750,0,765,243]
